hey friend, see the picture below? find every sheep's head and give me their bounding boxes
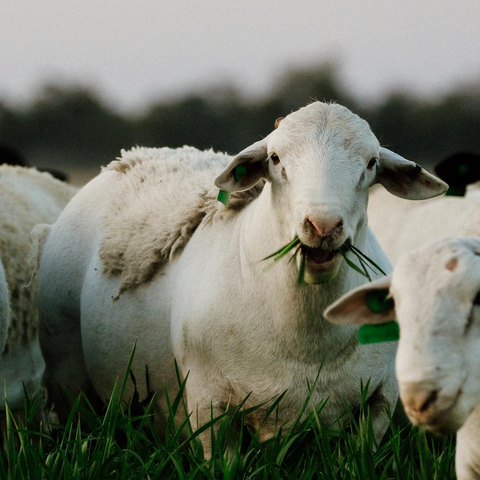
[215,101,447,284]
[324,237,480,434]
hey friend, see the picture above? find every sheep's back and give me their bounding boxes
[98,146,264,296]
[0,165,77,351]
[368,183,480,265]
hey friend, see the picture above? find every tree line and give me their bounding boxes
[1,61,479,181]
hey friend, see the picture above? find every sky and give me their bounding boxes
[2,0,480,113]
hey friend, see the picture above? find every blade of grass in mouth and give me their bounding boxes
[346,244,387,276]
[262,237,301,262]
[263,237,386,283]
[263,237,392,343]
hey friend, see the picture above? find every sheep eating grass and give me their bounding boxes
[37,101,447,457]
[324,237,480,480]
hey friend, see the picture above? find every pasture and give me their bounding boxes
[0,353,456,479]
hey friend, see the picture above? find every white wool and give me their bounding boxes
[325,236,480,480]
[37,101,447,457]
[0,260,9,354]
[99,146,263,295]
[368,182,480,265]
[0,165,77,349]
[0,165,77,409]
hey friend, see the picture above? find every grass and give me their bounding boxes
[0,367,457,479]
[263,237,386,284]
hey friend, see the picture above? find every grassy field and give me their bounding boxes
[0,350,456,479]
[0,365,457,480]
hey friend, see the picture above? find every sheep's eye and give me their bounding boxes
[367,158,377,170]
[474,292,480,306]
[465,292,480,334]
[271,153,280,166]
[465,312,475,335]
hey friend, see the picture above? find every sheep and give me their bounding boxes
[367,183,480,265]
[0,260,10,355]
[0,144,69,181]
[367,152,480,266]
[0,165,77,411]
[324,237,480,480]
[37,101,447,456]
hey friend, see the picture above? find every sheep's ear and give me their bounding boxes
[215,138,270,193]
[324,276,394,325]
[376,148,448,200]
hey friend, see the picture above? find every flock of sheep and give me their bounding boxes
[1,101,479,478]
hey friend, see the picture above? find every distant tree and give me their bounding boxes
[366,92,422,159]
[20,84,134,168]
[269,61,357,112]
[1,64,479,179]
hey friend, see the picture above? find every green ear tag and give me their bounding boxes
[358,321,400,344]
[445,185,466,197]
[458,163,471,177]
[359,290,398,344]
[217,189,231,206]
[234,164,247,182]
[367,289,393,313]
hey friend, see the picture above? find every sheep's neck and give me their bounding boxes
[238,188,369,356]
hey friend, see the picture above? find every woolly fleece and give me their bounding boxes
[0,165,77,352]
[99,146,264,296]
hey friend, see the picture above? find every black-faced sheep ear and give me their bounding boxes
[434,152,480,197]
[376,148,448,200]
[214,138,270,205]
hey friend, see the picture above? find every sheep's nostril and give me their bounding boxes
[401,384,441,420]
[306,216,343,238]
[418,390,439,413]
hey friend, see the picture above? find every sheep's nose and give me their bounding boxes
[305,216,344,238]
[401,383,440,423]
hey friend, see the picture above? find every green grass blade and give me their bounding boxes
[262,237,301,261]
[348,245,387,276]
[297,253,306,285]
[339,249,369,278]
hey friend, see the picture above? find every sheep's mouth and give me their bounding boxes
[262,237,385,284]
[302,245,339,266]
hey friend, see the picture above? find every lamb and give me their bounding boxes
[324,237,480,480]
[0,165,77,410]
[37,101,447,456]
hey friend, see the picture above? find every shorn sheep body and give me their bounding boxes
[0,165,77,409]
[37,102,447,456]
[325,237,480,480]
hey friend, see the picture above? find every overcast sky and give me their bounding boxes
[2,0,480,112]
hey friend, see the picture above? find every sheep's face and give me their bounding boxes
[392,239,480,434]
[215,101,447,284]
[325,237,480,435]
[265,104,380,283]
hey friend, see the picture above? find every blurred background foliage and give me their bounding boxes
[1,61,479,184]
